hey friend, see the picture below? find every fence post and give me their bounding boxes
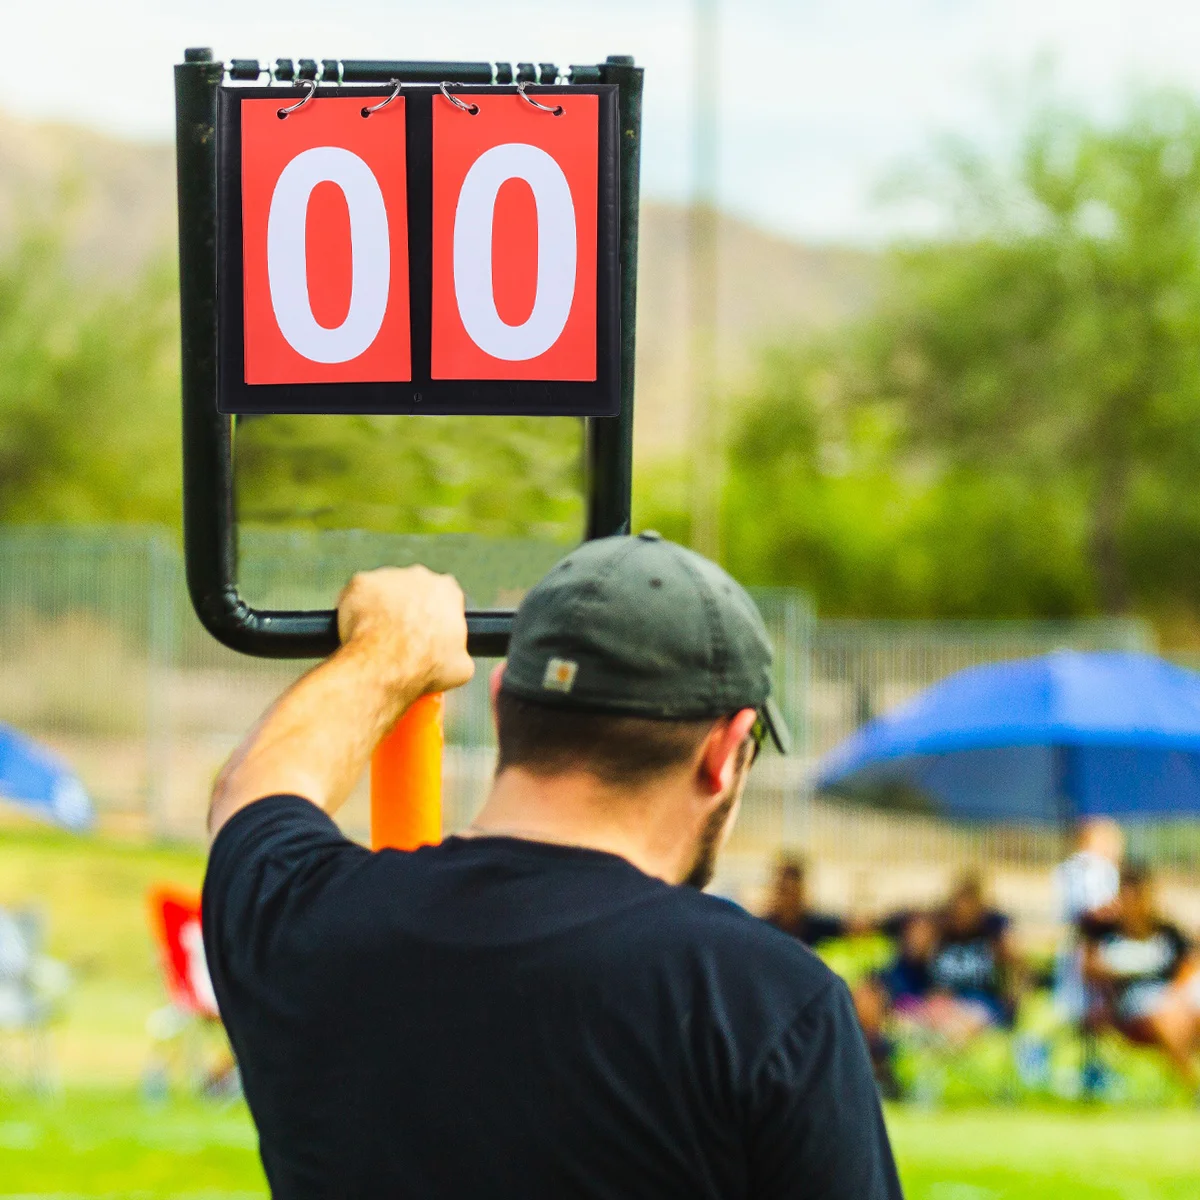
[145,532,176,838]
[781,592,814,848]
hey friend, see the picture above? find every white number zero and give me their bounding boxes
[266,146,391,364]
[453,142,577,361]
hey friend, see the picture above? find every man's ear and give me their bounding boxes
[489,662,506,736]
[698,708,757,796]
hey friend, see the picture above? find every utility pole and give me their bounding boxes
[688,0,722,560]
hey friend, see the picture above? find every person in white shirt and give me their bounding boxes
[1053,817,1124,1020]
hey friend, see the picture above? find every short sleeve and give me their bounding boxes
[745,979,903,1200]
[201,795,369,1018]
[878,909,913,941]
[1079,916,1115,943]
[804,914,847,947]
[1167,925,1191,971]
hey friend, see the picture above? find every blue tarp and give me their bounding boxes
[0,723,93,832]
[816,651,1200,823]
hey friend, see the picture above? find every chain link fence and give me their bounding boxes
[0,526,1194,930]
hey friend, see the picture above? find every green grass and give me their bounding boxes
[1,826,1197,1197]
[0,1092,1196,1198]
[0,1090,265,1197]
[889,1107,1200,1199]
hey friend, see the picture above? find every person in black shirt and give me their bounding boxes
[762,855,848,949]
[851,878,1017,1092]
[203,536,903,1200]
[861,876,1018,1050]
[924,872,1018,1036]
[875,912,938,1016]
[1083,863,1200,1090]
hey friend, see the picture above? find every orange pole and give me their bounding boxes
[370,692,444,851]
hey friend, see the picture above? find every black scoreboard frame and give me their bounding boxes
[175,51,643,658]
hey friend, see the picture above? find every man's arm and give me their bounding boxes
[1081,937,1113,985]
[208,566,474,839]
[993,923,1027,995]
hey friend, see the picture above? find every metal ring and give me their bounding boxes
[361,80,402,118]
[516,80,564,116]
[277,79,317,119]
[439,81,479,115]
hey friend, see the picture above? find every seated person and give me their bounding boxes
[877,911,937,1018]
[853,910,937,1094]
[922,872,1019,1041]
[1082,863,1200,1091]
[762,855,849,950]
[856,883,1017,1087]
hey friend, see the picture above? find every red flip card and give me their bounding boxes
[431,92,598,381]
[241,95,411,384]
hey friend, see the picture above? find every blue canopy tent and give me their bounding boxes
[0,722,93,832]
[816,651,1200,824]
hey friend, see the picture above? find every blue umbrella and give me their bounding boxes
[0,723,93,832]
[816,651,1200,823]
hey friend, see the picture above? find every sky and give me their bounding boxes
[7,0,1200,242]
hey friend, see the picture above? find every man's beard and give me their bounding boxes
[682,789,738,891]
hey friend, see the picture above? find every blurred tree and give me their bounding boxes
[641,345,1094,618]
[235,412,583,544]
[16,87,1200,623]
[864,89,1200,615]
[665,89,1200,620]
[0,228,180,525]
[0,217,583,545]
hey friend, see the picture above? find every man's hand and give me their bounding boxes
[337,566,475,697]
[209,566,474,838]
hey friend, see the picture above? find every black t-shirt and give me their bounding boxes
[203,796,902,1200]
[878,910,917,943]
[1082,918,1191,998]
[929,911,1010,1000]
[765,911,847,949]
[875,912,933,1002]
[877,956,932,1003]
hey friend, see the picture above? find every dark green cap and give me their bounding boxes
[501,532,789,752]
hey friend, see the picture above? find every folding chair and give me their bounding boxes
[145,886,236,1098]
[0,905,70,1093]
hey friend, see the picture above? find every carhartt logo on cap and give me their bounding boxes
[542,657,579,694]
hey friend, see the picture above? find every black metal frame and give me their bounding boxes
[175,50,642,659]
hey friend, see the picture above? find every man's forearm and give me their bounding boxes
[208,566,474,839]
[208,637,421,837]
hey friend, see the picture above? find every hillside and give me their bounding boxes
[634,206,876,454]
[0,110,876,460]
[0,114,176,280]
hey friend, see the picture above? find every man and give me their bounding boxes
[203,533,902,1199]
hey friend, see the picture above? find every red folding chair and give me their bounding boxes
[145,886,235,1097]
[147,887,219,1019]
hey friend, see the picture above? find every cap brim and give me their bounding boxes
[761,697,791,755]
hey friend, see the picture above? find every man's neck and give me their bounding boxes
[466,767,694,885]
